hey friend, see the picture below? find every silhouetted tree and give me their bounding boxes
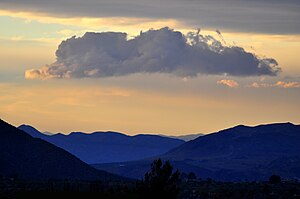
[180,172,188,181]
[206,177,213,184]
[269,175,282,185]
[138,159,180,199]
[187,172,197,180]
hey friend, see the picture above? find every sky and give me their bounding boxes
[0,0,299,135]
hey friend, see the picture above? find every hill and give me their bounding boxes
[0,119,121,180]
[161,133,204,141]
[94,123,300,181]
[19,125,185,164]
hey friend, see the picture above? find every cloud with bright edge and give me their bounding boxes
[249,81,300,88]
[217,79,239,88]
[25,27,281,79]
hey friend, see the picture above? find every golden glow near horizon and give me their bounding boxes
[0,8,300,135]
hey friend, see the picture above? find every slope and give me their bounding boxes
[0,119,121,181]
[19,124,185,164]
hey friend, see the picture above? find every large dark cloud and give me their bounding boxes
[1,0,300,34]
[25,28,281,79]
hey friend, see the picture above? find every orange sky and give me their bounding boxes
[0,3,299,135]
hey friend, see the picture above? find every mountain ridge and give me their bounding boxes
[18,124,185,164]
[93,122,300,181]
[0,119,123,181]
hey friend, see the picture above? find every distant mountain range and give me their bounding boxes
[93,123,300,181]
[161,133,204,141]
[18,124,185,164]
[7,119,300,181]
[0,119,121,181]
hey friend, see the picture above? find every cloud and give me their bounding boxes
[248,81,300,88]
[1,0,300,34]
[248,82,264,88]
[25,66,56,79]
[217,79,239,88]
[0,9,184,34]
[25,27,281,79]
[275,81,300,88]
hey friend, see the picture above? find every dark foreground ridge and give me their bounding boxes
[0,119,122,181]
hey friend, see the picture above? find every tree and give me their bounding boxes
[269,175,282,185]
[187,172,197,180]
[139,159,180,199]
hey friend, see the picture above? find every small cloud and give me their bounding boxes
[25,66,62,79]
[248,81,300,88]
[275,81,300,88]
[248,82,260,88]
[25,27,281,79]
[182,77,189,82]
[217,79,239,88]
[247,82,270,88]
[25,69,45,80]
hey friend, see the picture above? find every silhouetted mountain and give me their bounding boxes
[0,119,122,180]
[166,123,300,161]
[162,133,204,141]
[43,131,54,135]
[18,124,48,139]
[94,123,300,181]
[19,125,185,164]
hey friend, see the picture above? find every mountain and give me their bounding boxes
[0,119,121,180]
[163,133,204,141]
[18,125,185,164]
[166,123,300,161]
[18,124,48,139]
[93,123,300,181]
[43,131,54,135]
